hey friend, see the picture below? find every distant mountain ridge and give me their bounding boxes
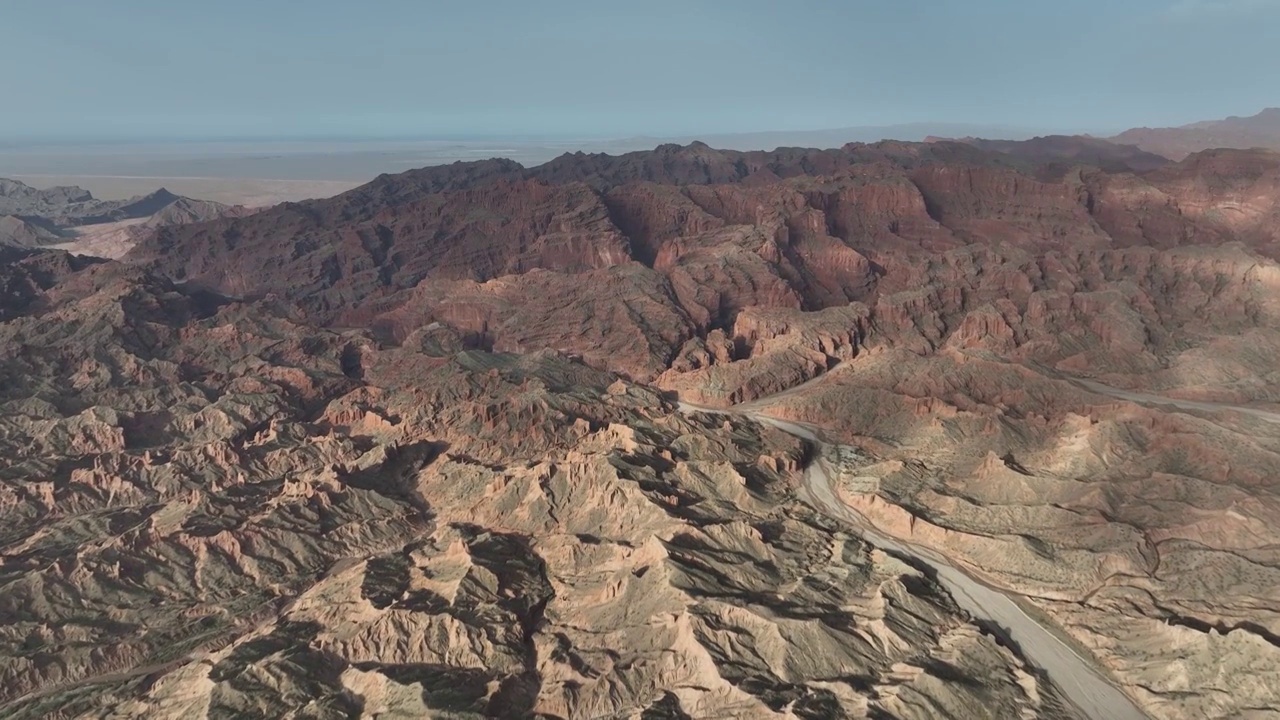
[1111,107,1280,160]
[925,135,1172,176]
[624,122,1085,152]
[0,177,182,227]
[0,177,251,250]
[0,178,94,216]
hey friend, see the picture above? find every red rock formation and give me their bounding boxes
[121,142,1280,403]
[9,139,1280,719]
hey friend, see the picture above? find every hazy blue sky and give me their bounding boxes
[3,0,1277,139]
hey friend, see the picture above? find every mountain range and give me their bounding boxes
[3,116,1280,719]
[616,122,1078,152]
[0,177,255,255]
[624,109,1280,162]
[1112,107,1280,160]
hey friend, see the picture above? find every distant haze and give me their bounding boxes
[0,121,1064,182]
[2,0,1278,141]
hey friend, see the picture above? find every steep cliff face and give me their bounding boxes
[1145,149,1280,254]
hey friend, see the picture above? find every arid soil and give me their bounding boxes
[4,138,1280,718]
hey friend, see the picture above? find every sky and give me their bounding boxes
[2,0,1278,140]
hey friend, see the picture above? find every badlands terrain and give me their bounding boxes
[0,178,255,259]
[2,132,1280,718]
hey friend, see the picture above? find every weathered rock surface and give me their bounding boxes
[6,139,1280,718]
[754,349,1280,720]
[128,143,1280,404]
[0,264,1071,719]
